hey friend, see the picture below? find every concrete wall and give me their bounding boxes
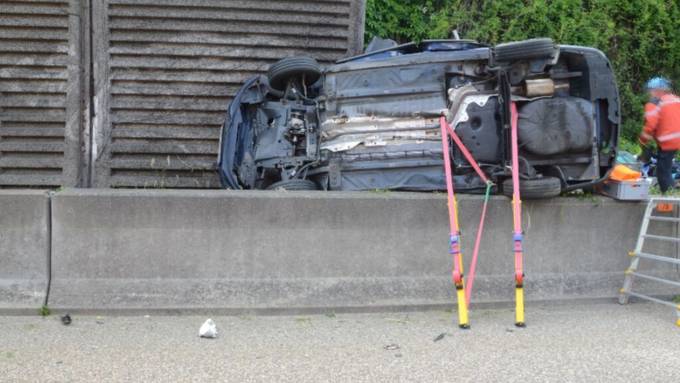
[0,191,49,309]
[46,189,680,311]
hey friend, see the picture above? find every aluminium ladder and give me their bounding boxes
[619,197,680,326]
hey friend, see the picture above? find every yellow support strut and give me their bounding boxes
[515,286,525,325]
[456,287,469,327]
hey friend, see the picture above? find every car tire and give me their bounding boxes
[493,38,556,62]
[501,176,562,199]
[266,179,319,191]
[267,57,322,91]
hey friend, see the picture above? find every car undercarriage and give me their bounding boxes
[218,38,620,198]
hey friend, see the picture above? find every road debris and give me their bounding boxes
[199,319,217,338]
[60,314,72,326]
[433,333,447,342]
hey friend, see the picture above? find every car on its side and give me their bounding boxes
[218,38,620,198]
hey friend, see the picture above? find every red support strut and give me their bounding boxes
[510,102,526,327]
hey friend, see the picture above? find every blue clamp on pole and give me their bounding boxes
[513,233,523,252]
[449,234,460,254]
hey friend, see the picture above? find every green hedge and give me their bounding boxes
[365,0,680,144]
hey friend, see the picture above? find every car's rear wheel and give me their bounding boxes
[501,176,562,199]
[267,57,321,91]
[493,38,556,62]
[266,179,319,191]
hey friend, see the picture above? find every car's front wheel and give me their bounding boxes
[501,176,562,199]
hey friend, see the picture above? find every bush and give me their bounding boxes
[365,0,680,143]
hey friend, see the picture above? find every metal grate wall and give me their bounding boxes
[0,0,85,187]
[0,0,364,188]
[92,0,365,188]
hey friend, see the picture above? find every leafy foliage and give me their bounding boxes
[365,0,680,145]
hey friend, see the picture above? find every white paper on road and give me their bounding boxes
[199,318,217,338]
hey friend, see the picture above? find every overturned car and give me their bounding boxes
[218,38,620,198]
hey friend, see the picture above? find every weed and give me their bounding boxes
[650,185,680,197]
[39,305,50,317]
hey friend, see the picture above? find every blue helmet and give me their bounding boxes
[646,77,672,91]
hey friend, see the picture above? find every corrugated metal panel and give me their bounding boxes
[93,0,365,188]
[0,0,84,187]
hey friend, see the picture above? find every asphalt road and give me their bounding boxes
[1,301,679,382]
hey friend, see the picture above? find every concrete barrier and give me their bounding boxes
[0,191,49,309]
[48,189,680,311]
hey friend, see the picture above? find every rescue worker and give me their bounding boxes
[639,77,680,193]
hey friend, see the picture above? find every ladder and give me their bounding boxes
[619,197,680,327]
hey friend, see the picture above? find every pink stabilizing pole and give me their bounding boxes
[445,124,490,184]
[464,191,490,305]
[439,116,462,287]
[440,117,492,306]
[510,102,524,285]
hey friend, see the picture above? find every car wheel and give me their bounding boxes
[493,38,556,62]
[501,176,562,199]
[266,179,319,191]
[267,57,321,91]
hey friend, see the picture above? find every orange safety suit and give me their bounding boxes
[639,93,680,151]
